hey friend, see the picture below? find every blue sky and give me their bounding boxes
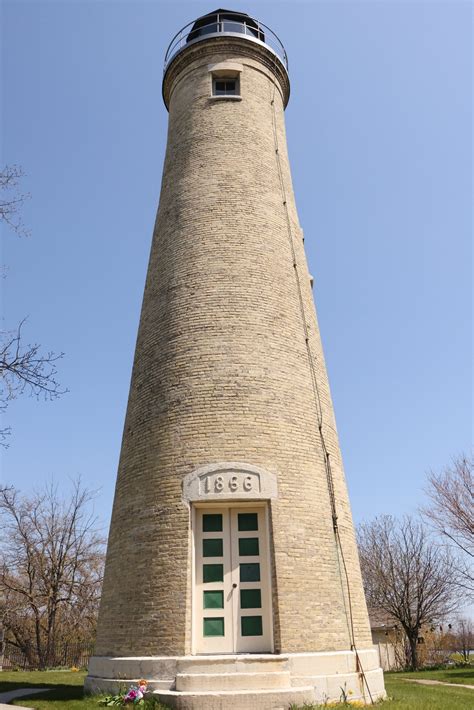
[2,0,472,533]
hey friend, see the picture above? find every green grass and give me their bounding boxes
[291,668,474,709]
[384,671,474,709]
[0,670,96,709]
[0,671,169,708]
[392,665,474,685]
[0,670,86,693]
[0,668,472,709]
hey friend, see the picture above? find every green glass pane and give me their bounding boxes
[203,538,223,557]
[204,617,225,637]
[239,537,259,556]
[203,564,223,583]
[241,615,263,636]
[203,591,224,609]
[203,514,222,532]
[240,563,260,582]
[238,513,258,531]
[240,589,262,609]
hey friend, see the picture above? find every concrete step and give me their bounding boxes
[176,654,289,675]
[176,670,291,691]
[155,685,316,710]
[85,677,173,693]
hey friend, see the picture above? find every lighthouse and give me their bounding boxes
[86,9,385,708]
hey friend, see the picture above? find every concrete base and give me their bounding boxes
[85,648,386,709]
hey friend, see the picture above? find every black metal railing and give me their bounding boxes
[164,11,288,72]
[2,640,94,670]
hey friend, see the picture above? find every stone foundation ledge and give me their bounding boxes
[154,686,317,710]
[85,648,386,707]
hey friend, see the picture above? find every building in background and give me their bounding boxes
[369,610,404,671]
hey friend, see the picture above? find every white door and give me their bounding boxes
[194,506,272,654]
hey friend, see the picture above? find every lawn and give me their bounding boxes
[0,670,96,709]
[0,668,472,709]
[392,665,474,685]
[383,670,473,710]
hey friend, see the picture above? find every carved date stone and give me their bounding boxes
[182,462,278,503]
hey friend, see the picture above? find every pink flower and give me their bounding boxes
[125,689,138,701]
[124,685,145,703]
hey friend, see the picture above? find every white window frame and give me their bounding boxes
[208,61,243,101]
[212,76,240,97]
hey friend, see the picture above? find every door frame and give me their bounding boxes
[191,500,274,655]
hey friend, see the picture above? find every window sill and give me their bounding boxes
[209,95,242,101]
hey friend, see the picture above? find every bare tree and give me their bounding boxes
[357,515,459,670]
[453,618,473,664]
[0,165,30,236]
[0,479,105,668]
[0,320,65,444]
[422,454,473,595]
[1,165,65,445]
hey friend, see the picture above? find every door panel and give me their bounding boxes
[195,509,233,653]
[230,508,272,653]
[194,506,272,654]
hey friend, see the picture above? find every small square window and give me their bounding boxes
[238,513,258,531]
[203,564,224,583]
[203,538,223,557]
[204,617,225,636]
[241,615,263,636]
[204,590,224,609]
[212,77,239,96]
[240,589,261,609]
[238,537,259,556]
[203,514,222,532]
[240,563,260,582]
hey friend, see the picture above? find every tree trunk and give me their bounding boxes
[45,605,57,668]
[34,614,45,669]
[408,633,419,670]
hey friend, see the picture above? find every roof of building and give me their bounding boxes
[368,608,399,631]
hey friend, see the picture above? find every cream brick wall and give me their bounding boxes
[94,37,373,658]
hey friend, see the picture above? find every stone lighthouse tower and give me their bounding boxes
[86,9,385,708]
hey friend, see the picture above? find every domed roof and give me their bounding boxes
[186,8,265,44]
